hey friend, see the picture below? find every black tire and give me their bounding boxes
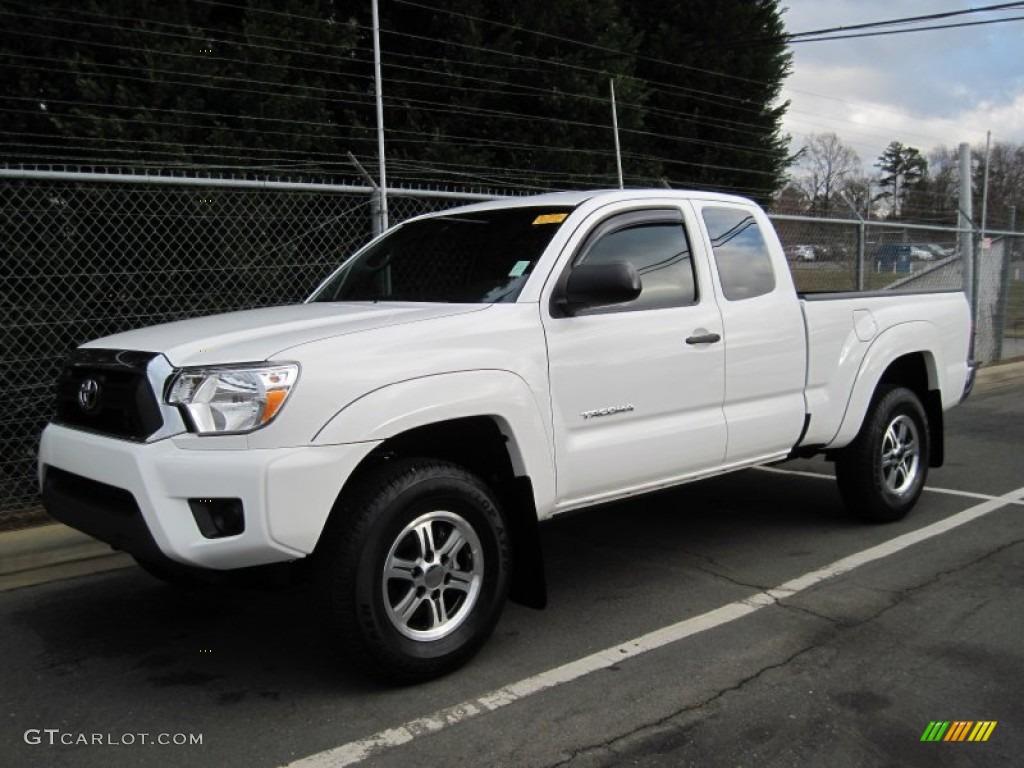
[835,386,930,522]
[316,458,511,683]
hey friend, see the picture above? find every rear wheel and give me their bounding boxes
[317,459,510,683]
[835,386,930,522]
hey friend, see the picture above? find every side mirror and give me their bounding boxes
[562,262,642,311]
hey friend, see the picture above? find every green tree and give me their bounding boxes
[1,0,794,196]
[371,0,651,190]
[0,1,361,171]
[621,0,792,203]
[874,141,928,219]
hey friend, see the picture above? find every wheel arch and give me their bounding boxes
[831,334,944,466]
[874,352,944,467]
[319,407,550,609]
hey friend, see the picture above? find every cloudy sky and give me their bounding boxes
[780,1,1024,165]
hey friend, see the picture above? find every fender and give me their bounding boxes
[312,369,557,516]
[829,321,940,449]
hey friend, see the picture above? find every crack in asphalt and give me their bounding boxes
[545,640,823,768]
[545,536,1024,767]
[875,536,1024,599]
[682,559,773,593]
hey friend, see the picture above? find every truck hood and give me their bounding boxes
[82,303,489,367]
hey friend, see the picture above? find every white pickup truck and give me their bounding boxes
[40,190,974,681]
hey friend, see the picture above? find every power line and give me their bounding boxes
[391,0,764,89]
[0,8,796,144]
[788,14,1024,44]
[0,0,907,156]
[0,0,798,189]
[784,1,1024,40]
[6,0,1004,158]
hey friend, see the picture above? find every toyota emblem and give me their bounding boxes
[78,378,101,412]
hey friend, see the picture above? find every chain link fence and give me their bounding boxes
[771,214,1022,363]
[2,170,1020,520]
[1,170,492,517]
[772,215,966,294]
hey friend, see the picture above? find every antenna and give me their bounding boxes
[610,78,623,189]
[372,0,388,231]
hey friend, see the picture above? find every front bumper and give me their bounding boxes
[39,424,377,570]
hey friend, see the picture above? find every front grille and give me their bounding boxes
[53,349,163,440]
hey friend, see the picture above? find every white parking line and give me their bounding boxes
[284,484,1024,768]
[754,465,1022,503]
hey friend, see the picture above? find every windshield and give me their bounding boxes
[310,206,574,304]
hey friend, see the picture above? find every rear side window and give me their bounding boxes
[702,207,776,301]
[576,212,696,312]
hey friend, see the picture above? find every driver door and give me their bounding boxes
[542,206,727,507]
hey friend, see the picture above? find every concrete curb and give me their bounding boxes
[0,524,133,591]
[3,358,1023,592]
[975,358,1024,392]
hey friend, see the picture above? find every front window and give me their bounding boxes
[310,207,574,304]
[578,219,696,311]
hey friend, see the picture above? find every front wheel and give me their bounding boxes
[316,459,511,683]
[835,386,930,522]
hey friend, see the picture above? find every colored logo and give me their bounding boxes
[921,721,997,742]
[77,379,101,412]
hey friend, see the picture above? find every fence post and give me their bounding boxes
[346,151,382,238]
[993,206,1017,361]
[958,142,975,322]
[370,193,382,238]
[856,221,866,291]
[839,192,866,291]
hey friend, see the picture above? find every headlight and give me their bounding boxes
[166,363,299,434]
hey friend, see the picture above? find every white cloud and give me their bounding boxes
[780,0,1024,163]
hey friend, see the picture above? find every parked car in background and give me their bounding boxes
[909,245,934,261]
[821,244,851,263]
[925,243,956,259]
[791,244,817,261]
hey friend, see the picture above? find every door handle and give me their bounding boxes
[686,332,721,345]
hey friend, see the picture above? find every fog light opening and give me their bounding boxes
[188,498,245,539]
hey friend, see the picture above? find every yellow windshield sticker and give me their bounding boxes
[532,213,568,225]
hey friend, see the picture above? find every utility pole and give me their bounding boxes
[372,0,388,232]
[610,79,623,189]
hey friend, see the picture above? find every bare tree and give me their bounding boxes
[975,142,1024,230]
[921,145,960,225]
[796,132,861,218]
[772,182,810,214]
[840,173,873,218]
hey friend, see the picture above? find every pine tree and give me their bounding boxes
[1,0,794,196]
[621,0,792,203]
[875,141,928,220]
